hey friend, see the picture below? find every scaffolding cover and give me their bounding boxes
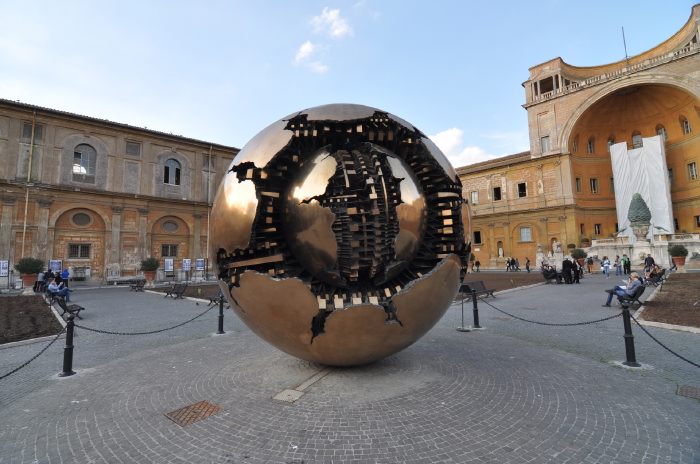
[610,135,674,244]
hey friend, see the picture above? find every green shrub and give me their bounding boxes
[668,244,688,257]
[14,257,44,275]
[571,248,587,260]
[140,257,160,271]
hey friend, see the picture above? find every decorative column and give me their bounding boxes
[558,215,568,248]
[487,222,497,269]
[502,222,511,257]
[138,209,149,259]
[36,199,54,263]
[192,213,202,259]
[0,197,16,263]
[110,206,122,264]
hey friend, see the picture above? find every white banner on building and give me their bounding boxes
[610,136,674,243]
[164,258,174,272]
[0,260,8,277]
[195,258,205,271]
[182,258,191,271]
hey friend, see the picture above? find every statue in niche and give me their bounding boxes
[552,240,562,253]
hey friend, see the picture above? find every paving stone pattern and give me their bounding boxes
[0,275,698,463]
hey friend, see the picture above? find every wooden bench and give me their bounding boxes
[129,279,146,292]
[459,280,495,299]
[164,283,188,299]
[617,285,646,310]
[53,296,85,319]
[542,269,563,284]
[644,269,667,287]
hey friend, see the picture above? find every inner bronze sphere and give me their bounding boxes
[210,103,470,366]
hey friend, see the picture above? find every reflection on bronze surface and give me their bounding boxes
[211,103,470,366]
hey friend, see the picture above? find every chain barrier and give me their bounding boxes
[630,315,700,369]
[0,328,66,381]
[479,298,624,326]
[75,304,215,336]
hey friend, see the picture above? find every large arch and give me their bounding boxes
[558,73,700,153]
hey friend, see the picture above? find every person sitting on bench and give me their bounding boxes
[602,272,642,307]
[47,277,73,302]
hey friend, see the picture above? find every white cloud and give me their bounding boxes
[294,41,316,64]
[293,41,329,74]
[308,61,329,74]
[311,7,352,38]
[429,128,499,168]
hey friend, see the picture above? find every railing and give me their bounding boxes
[530,42,700,104]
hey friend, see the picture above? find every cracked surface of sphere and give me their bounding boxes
[210,103,470,366]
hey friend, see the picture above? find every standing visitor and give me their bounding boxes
[602,256,611,278]
[525,257,531,273]
[622,254,631,275]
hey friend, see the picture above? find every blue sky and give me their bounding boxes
[0,1,695,167]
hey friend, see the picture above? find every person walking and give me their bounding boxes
[602,256,611,278]
[475,260,481,272]
[586,256,594,274]
[525,257,531,273]
[622,254,631,275]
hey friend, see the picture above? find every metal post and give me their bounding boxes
[59,315,76,377]
[621,307,640,367]
[217,296,225,334]
[471,289,482,329]
[456,292,469,332]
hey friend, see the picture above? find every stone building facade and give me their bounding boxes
[0,99,238,281]
[459,4,700,268]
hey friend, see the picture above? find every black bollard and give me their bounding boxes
[471,289,482,329]
[217,296,225,334]
[621,307,640,367]
[59,315,76,377]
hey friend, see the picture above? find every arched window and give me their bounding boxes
[680,116,692,135]
[571,134,579,154]
[164,159,181,185]
[656,124,667,141]
[631,131,643,148]
[587,137,595,154]
[607,135,615,153]
[72,144,97,183]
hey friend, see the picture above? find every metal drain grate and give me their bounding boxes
[677,385,700,400]
[165,400,222,427]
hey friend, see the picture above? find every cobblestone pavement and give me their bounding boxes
[0,274,698,463]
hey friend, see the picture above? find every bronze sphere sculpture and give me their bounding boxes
[210,104,470,366]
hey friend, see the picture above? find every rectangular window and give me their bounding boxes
[161,244,178,258]
[517,182,527,198]
[72,147,97,184]
[594,224,601,235]
[473,231,482,244]
[520,227,532,242]
[470,191,478,205]
[668,168,673,185]
[590,178,599,194]
[540,136,550,153]
[632,134,643,148]
[695,215,700,228]
[575,177,582,193]
[21,122,44,143]
[610,177,614,192]
[587,139,594,154]
[615,223,619,232]
[125,141,141,156]
[682,119,692,135]
[68,243,90,259]
[580,223,585,235]
[674,218,679,231]
[493,187,502,201]
[689,162,698,181]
